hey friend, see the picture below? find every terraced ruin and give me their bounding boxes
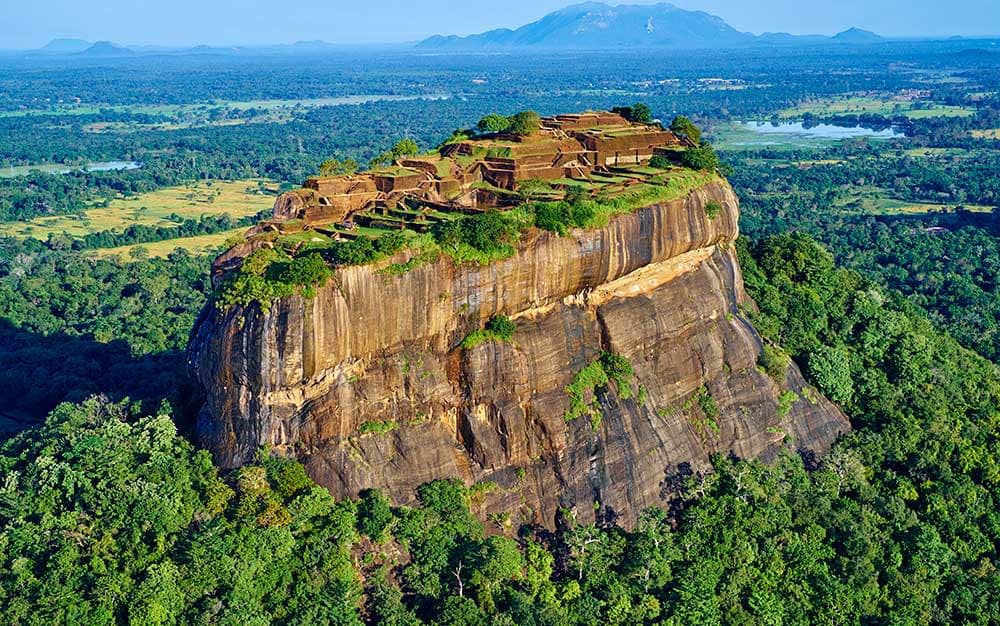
[216,111,696,277]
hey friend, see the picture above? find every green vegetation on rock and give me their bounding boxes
[669,115,702,145]
[473,110,541,137]
[680,144,723,171]
[705,199,723,219]
[433,210,527,265]
[358,420,398,436]
[214,248,299,312]
[758,343,791,380]
[507,110,541,136]
[461,314,517,349]
[564,352,638,424]
[318,156,359,177]
[613,102,654,124]
[476,112,512,134]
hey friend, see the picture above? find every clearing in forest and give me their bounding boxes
[780,96,975,119]
[0,179,276,240]
[92,227,250,260]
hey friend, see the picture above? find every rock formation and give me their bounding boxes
[189,179,849,530]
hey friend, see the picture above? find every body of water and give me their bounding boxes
[741,121,905,140]
[714,120,906,150]
[1,160,141,178]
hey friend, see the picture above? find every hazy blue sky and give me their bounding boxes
[2,0,998,49]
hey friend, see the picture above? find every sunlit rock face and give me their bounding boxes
[189,180,849,529]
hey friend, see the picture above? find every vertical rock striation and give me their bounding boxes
[189,180,849,529]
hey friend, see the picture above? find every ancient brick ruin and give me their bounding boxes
[269,111,692,232]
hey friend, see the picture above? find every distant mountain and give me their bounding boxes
[77,41,136,57]
[831,28,884,44]
[418,2,885,50]
[419,2,753,50]
[757,32,828,45]
[37,38,92,54]
[290,40,338,50]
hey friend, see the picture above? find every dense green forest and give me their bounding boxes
[728,143,1000,362]
[4,235,1000,625]
[0,240,211,420]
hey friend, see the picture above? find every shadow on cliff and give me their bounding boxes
[0,319,201,439]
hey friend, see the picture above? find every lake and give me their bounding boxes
[741,121,905,140]
[713,121,905,150]
[1,160,141,178]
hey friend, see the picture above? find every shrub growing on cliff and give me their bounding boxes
[680,144,722,171]
[669,115,702,144]
[375,230,407,255]
[336,236,376,265]
[759,343,791,379]
[649,154,672,169]
[461,315,516,349]
[333,231,406,267]
[533,201,575,235]
[358,420,398,436]
[433,210,525,264]
[278,253,332,297]
[697,385,720,419]
[705,200,723,220]
[564,352,638,423]
[216,248,296,311]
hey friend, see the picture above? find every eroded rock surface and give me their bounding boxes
[189,181,849,529]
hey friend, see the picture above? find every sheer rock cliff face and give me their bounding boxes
[189,180,849,529]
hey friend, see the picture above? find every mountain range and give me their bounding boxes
[28,2,978,57]
[418,2,884,50]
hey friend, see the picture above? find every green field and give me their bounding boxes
[0,179,276,239]
[971,129,1000,139]
[835,187,994,215]
[92,227,249,260]
[903,147,972,158]
[780,96,975,119]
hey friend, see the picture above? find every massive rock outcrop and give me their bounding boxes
[189,180,849,529]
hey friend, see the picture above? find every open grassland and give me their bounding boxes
[903,147,972,158]
[92,227,248,260]
[0,179,275,239]
[971,129,1000,140]
[834,187,994,215]
[780,96,975,119]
